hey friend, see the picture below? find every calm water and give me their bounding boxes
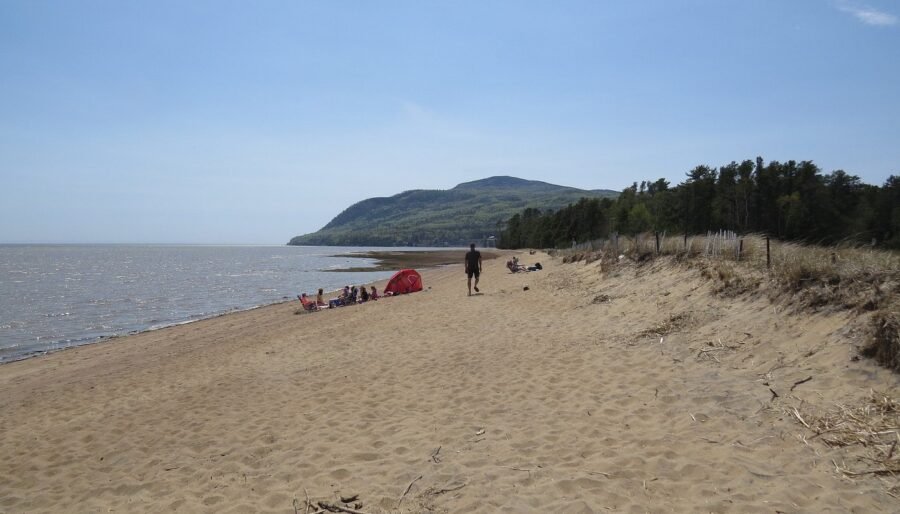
[0,245,412,363]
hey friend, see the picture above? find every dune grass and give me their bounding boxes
[552,233,900,372]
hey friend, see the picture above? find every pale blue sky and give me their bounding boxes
[1,0,898,244]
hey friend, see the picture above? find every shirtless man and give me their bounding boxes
[465,243,482,296]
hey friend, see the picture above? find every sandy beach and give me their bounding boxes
[1,251,897,513]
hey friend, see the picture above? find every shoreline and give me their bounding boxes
[1,250,499,366]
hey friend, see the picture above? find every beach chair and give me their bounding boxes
[298,294,320,312]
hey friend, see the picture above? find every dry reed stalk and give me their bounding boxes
[794,391,900,478]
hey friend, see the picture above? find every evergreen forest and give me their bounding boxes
[498,158,900,250]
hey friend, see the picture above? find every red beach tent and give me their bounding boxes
[383,269,423,295]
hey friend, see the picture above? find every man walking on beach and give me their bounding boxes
[465,243,482,296]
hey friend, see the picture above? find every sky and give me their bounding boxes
[1,0,898,244]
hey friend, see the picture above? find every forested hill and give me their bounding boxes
[288,176,618,246]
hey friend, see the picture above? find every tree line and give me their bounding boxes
[498,158,900,249]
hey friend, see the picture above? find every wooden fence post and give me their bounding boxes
[655,232,660,255]
[766,237,771,269]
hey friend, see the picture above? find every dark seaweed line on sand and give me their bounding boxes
[326,250,499,272]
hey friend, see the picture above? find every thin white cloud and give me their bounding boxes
[837,2,898,26]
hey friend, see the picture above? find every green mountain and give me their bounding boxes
[288,176,619,247]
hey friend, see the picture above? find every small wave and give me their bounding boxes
[85,324,113,331]
[44,312,71,318]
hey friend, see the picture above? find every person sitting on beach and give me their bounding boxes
[507,258,527,273]
[299,293,323,311]
[330,286,351,308]
[316,288,327,308]
[369,286,379,300]
[349,286,359,303]
[359,286,369,302]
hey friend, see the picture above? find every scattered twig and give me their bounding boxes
[790,376,813,391]
[695,348,721,363]
[791,407,811,429]
[305,488,311,514]
[855,467,900,476]
[582,470,611,477]
[318,501,370,514]
[293,497,301,514]
[500,465,532,473]
[432,482,467,495]
[397,474,422,508]
[769,388,780,400]
[431,446,442,463]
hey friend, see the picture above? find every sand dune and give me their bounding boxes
[1,252,897,513]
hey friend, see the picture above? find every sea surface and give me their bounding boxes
[0,245,431,363]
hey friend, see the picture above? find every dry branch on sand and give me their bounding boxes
[689,338,742,363]
[637,312,694,338]
[295,492,370,514]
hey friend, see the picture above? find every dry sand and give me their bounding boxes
[1,251,898,513]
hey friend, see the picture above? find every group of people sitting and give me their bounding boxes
[299,285,380,312]
[506,256,543,273]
